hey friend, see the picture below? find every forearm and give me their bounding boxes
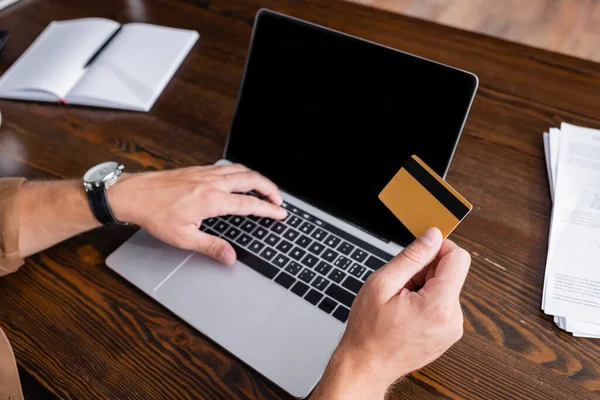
[18,180,101,257]
[311,345,391,400]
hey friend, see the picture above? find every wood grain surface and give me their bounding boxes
[351,0,600,64]
[1,0,600,399]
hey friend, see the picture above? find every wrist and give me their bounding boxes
[105,172,135,224]
[311,343,392,400]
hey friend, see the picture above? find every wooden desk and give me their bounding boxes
[1,0,600,399]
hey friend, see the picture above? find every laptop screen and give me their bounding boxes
[225,10,478,246]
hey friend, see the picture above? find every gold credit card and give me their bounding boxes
[378,155,472,239]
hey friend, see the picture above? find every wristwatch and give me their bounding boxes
[83,161,128,226]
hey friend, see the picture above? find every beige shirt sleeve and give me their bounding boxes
[0,177,26,400]
[0,178,26,276]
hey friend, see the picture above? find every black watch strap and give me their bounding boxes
[87,186,126,226]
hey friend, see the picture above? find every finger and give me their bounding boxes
[375,227,443,300]
[406,240,459,289]
[210,163,250,175]
[436,239,460,261]
[215,171,283,205]
[422,245,471,300]
[213,192,287,220]
[404,260,436,291]
[182,163,250,177]
[407,240,459,290]
[192,230,237,265]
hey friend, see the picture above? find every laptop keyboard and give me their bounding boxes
[200,193,393,323]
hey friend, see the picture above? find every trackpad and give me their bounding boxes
[153,252,287,353]
[105,229,194,293]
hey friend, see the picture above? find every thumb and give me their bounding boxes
[193,230,236,265]
[376,227,443,300]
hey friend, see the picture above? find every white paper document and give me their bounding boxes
[542,122,600,337]
[0,18,199,111]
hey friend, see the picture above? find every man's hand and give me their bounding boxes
[311,228,471,400]
[108,164,286,265]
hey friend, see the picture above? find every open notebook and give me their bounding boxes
[0,18,199,111]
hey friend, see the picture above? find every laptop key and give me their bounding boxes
[296,235,312,248]
[273,254,290,268]
[325,284,355,308]
[362,270,373,281]
[365,255,386,271]
[337,242,354,255]
[324,235,341,248]
[299,222,315,235]
[301,212,313,221]
[298,268,316,284]
[291,281,309,296]
[214,221,229,233]
[334,256,352,270]
[288,216,303,227]
[318,297,337,314]
[350,249,368,262]
[259,218,275,228]
[249,240,265,253]
[305,289,323,305]
[252,227,269,239]
[203,217,218,227]
[260,247,277,261]
[247,215,260,222]
[265,233,280,246]
[275,272,295,289]
[204,228,219,237]
[231,243,278,279]
[332,305,350,323]
[236,233,252,247]
[224,227,241,240]
[290,247,306,261]
[199,224,209,232]
[315,261,332,276]
[311,276,330,291]
[271,222,287,234]
[229,216,245,226]
[307,242,324,256]
[348,263,366,279]
[311,228,327,241]
[283,229,300,241]
[322,249,338,263]
[240,220,257,233]
[301,254,319,268]
[342,276,364,294]
[285,261,303,276]
[276,240,293,254]
[328,269,346,284]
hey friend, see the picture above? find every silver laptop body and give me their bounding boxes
[106,8,478,399]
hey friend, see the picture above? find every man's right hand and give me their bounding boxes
[311,228,471,400]
[108,163,287,265]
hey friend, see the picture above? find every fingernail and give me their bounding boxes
[420,227,442,247]
[220,248,235,265]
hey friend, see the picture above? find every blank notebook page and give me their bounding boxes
[67,23,199,111]
[0,18,120,100]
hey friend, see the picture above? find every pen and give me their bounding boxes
[83,26,122,68]
[0,31,10,55]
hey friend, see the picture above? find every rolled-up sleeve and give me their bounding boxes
[0,178,26,276]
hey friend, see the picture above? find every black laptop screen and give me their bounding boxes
[225,10,478,246]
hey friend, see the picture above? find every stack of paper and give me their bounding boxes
[542,123,600,338]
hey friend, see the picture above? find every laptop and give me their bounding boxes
[106,8,478,398]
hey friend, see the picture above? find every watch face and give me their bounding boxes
[84,161,119,183]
